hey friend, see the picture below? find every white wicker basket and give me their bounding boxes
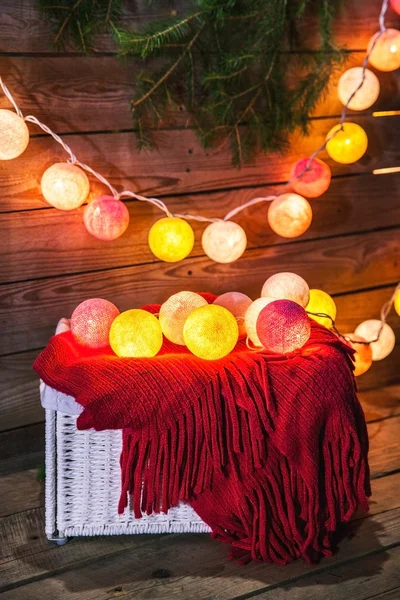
[43,321,210,543]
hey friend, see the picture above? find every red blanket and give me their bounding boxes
[34,295,370,565]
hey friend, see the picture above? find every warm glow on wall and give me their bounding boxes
[344,334,373,377]
[338,67,380,111]
[41,162,90,210]
[326,123,368,164]
[71,298,120,349]
[159,291,207,345]
[267,193,312,238]
[290,158,331,198]
[109,309,163,358]
[213,291,252,339]
[83,196,130,241]
[355,320,396,361]
[148,217,194,262]
[0,109,29,160]
[256,299,311,354]
[261,272,310,308]
[183,304,239,360]
[368,28,400,71]
[306,289,337,329]
[202,221,247,263]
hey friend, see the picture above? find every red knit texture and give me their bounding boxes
[34,293,371,565]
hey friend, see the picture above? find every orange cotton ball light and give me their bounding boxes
[109,309,163,358]
[268,193,312,238]
[183,304,239,360]
[159,291,207,345]
[256,299,311,354]
[344,334,373,377]
[0,109,30,160]
[41,162,90,210]
[71,298,120,349]
[326,123,368,164]
[213,291,252,339]
[83,196,129,241]
[290,158,331,198]
[261,272,310,308]
[148,217,194,262]
[368,29,400,71]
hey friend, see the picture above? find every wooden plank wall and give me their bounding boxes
[0,0,399,469]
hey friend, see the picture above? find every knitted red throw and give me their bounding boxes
[34,295,371,565]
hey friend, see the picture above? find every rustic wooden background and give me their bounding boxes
[0,0,399,474]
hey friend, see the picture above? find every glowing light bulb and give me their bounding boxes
[148,217,194,262]
[338,68,380,111]
[368,29,400,71]
[83,195,129,241]
[0,109,29,160]
[306,289,337,329]
[326,123,368,164]
[41,162,90,210]
[290,157,331,198]
[71,298,120,349]
[354,320,395,361]
[202,221,247,263]
[183,304,239,360]
[256,299,311,354]
[344,333,373,377]
[391,0,400,15]
[213,291,252,339]
[394,289,400,316]
[261,272,310,308]
[268,193,312,238]
[244,297,276,346]
[159,291,207,345]
[109,309,163,358]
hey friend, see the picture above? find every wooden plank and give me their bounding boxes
[358,344,400,392]
[0,424,44,475]
[1,114,399,213]
[0,469,43,517]
[2,172,400,283]
[0,471,399,596]
[358,385,400,423]
[368,415,400,479]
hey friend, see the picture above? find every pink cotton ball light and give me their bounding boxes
[84,196,130,241]
[213,291,252,339]
[256,299,311,354]
[391,0,400,15]
[71,298,120,348]
[290,158,331,198]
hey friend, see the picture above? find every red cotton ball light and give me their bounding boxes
[71,298,120,349]
[391,0,400,15]
[290,158,331,199]
[84,196,130,241]
[256,299,311,354]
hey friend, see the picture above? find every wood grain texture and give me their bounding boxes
[2,172,400,283]
[0,114,399,213]
[0,469,43,517]
[0,423,44,475]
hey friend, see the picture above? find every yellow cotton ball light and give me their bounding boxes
[0,109,29,160]
[244,297,276,347]
[202,221,247,263]
[394,290,400,316]
[368,29,400,72]
[159,291,207,345]
[261,272,310,308]
[306,289,337,329]
[338,68,380,111]
[268,193,312,238]
[213,291,252,339]
[148,217,194,262]
[109,309,163,358]
[41,162,90,210]
[326,123,368,164]
[183,304,239,360]
[354,320,395,361]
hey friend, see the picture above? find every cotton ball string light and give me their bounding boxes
[109,309,163,358]
[213,291,252,339]
[395,289,400,316]
[354,320,395,361]
[41,162,90,210]
[391,0,400,15]
[306,289,337,329]
[261,272,310,308]
[368,29,400,71]
[244,297,276,347]
[202,221,247,263]
[83,195,129,241]
[326,123,368,164]
[0,109,30,160]
[71,298,120,349]
[338,68,380,111]
[183,304,239,360]
[290,158,331,198]
[159,291,207,345]
[148,217,194,262]
[344,334,373,377]
[268,193,312,238]
[256,300,311,354]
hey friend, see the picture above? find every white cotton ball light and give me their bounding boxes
[0,109,30,160]
[261,272,310,308]
[41,162,90,210]
[202,221,247,263]
[244,297,275,347]
[159,291,207,345]
[267,193,312,238]
[338,68,380,111]
[354,320,395,361]
[213,291,252,339]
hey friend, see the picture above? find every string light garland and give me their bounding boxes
[0,0,397,265]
